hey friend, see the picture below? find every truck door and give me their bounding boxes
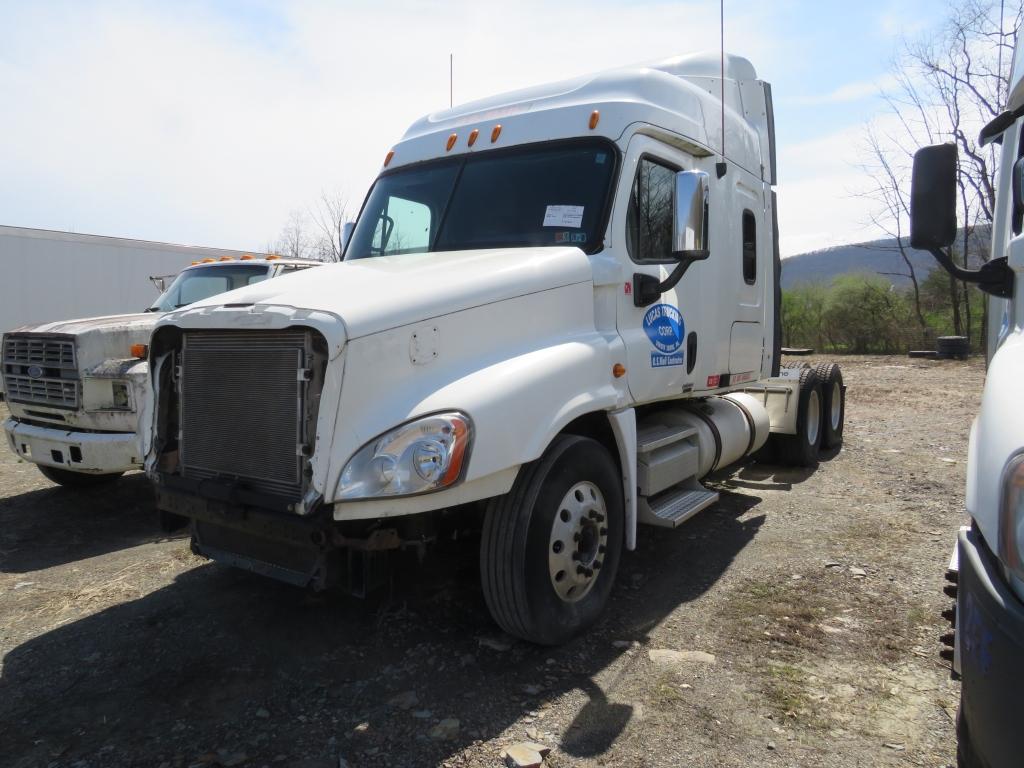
[613,136,711,404]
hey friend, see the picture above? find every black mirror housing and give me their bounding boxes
[910,144,958,250]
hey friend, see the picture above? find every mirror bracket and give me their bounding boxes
[632,250,710,307]
[928,249,1014,298]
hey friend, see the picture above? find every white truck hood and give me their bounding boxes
[6,312,158,373]
[171,246,594,342]
[10,312,156,336]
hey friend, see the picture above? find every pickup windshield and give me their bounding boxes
[345,139,618,260]
[148,264,272,312]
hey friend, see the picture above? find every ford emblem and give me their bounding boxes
[27,365,44,379]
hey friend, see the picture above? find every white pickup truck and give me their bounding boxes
[910,40,1024,768]
[2,257,320,487]
[145,52,845,644]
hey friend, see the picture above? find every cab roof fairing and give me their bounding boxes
[386,54,772,184]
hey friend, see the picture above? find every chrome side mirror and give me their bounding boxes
[673,170,710,258]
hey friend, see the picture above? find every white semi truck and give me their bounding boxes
[2,257,320,488]
[145,53,845,644]
[911,41,1024,768]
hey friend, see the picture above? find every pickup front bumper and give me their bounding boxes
[3,417,140,473]
[957,525,1024,768]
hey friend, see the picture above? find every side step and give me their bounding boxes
[638,483,719,528]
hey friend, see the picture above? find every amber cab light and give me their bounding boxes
[446,133,458,151]
[491,124,502,143]
[589,110,600,129]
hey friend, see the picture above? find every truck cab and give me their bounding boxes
[911,43,1024,768]
[146,52,843,644]
[2,256,320,487]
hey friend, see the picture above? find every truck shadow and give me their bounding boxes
[0,473,176,574]
[0,491,763,767]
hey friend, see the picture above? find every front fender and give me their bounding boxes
[329,283,629,518]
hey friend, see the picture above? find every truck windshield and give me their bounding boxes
[148,264,272,312]
[345,139,618,259]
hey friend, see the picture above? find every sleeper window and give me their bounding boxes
[742,209,757,285]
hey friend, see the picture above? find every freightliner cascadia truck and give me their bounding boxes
[911,38,1024,768]
[145,52,846,644]
[2,257,320,487]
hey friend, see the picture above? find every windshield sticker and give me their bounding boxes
[543,205,585,228]
[555,231,587,245]
[595,153,607,164]
[643,304,685,368]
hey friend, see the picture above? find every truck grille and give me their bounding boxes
[180,330,309,499]
[2,334,79,409]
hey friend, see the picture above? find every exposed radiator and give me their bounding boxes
[180,330,310,499]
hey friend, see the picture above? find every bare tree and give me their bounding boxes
[860,126,927,328]
[865,0,1022,341]
[308,191,349,262]
[275,209,312,260]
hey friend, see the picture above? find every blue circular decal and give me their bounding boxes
[643,304,684,353]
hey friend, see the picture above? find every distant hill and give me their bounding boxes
[782,231,987,289]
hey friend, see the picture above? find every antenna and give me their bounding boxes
[450,53,453,108]
[716,0,727,178]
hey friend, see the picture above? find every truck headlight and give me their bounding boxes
[337,412,472,500]
[999,452,1024,579]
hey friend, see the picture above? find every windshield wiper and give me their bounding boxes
[144,307,161,312]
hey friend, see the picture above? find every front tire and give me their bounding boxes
[38,465,124,487]
[480,435,624,645]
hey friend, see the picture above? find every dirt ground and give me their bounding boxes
[0,355,979,768]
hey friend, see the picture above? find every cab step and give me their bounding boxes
[638,483,719,528]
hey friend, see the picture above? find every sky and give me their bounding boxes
[0,0,940,257]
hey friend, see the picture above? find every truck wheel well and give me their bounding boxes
[559,412,620,469]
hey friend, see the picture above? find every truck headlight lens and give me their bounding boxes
[999,452,1024,579]
[338,412,472,500]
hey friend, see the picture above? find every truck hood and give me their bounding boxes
[10,312,157,336]
[176,247,594,340]
[5,313,158,374]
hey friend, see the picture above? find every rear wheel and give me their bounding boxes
[814,362,845,450]
[38,465,124,487]
[480,435,623,645]
[773,367,823,467]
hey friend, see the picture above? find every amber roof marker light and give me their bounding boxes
[384,149,395,167]
[468,129,479,147]
[589,110,600,130]
[446,133,458,151]
[490,124,502,143]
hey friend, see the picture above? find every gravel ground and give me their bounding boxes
[0,355,979,768]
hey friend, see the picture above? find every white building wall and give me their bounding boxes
[0,226,263,332]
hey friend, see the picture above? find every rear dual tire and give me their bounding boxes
[774,367,823,467]
[480,435,624,645]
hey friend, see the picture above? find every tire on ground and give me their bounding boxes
[813,362,845,450]
[480,434,624,645]
[38,465,124,488]
[771,367,823,467]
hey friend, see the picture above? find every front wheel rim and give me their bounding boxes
[548,481,608,603]
[807,389,821,446]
